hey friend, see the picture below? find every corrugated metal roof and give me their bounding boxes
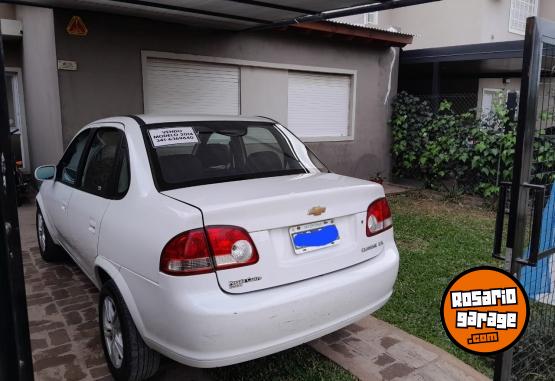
[329,19,414,38]
[290,20,413,47]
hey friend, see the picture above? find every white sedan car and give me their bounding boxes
[34,115,399,381]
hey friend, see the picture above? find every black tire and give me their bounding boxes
[36,207,66,262]
[99,280,160,381]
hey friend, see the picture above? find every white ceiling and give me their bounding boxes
[18,0,387,30]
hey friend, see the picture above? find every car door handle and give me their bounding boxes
[88,219,96,233]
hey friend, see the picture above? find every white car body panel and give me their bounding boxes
[37,114,400,368]
[163,173,388,293]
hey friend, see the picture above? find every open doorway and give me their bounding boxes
[5,67,29,174]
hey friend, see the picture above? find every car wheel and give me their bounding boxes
[36,207,65,262]
[99,280,160,381]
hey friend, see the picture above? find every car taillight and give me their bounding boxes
[366,198,393,237]
[160,226,259,276]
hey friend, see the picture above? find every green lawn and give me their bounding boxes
[374,191,498,377]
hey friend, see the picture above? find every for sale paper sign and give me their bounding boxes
[148,127,199,147]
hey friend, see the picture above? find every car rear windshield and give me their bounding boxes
[143,121,329,190]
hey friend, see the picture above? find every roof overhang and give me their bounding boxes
[291,21,413,47]
[401,40,525,64]
[3,0,440,31]
[400,41,526,78]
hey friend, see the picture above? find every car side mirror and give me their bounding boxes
[34,165,56,181]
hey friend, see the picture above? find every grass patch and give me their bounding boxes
[208,345,356,381]
[374,191,498,377]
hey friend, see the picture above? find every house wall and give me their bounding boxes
[0,4,16,19]
[340,0,555,50]
[539,0,555,22]
[52,10,399,179]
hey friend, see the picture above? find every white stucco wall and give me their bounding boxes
[15,5,64,168]
[339,0,555,50]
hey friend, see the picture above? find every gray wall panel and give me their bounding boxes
[54,10,398,178]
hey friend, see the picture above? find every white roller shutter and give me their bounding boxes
[144,58,240,115]
[287,71,351,139]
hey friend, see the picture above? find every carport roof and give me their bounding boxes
[5,0,438,32]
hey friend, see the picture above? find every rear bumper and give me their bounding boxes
[121,243,399,368]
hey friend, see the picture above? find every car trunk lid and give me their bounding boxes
[162,173,389,293]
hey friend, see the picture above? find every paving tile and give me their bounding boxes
[386,340,439,369]
[48,329,70,346]
[414,362,465,381]
[311,316,490,381]
[321,329,351,344]
[380,362,415,380]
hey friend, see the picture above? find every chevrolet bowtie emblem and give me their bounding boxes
[308,206,326,216]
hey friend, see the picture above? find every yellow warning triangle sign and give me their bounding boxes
[66,16,88,37]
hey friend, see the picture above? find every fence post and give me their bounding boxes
[431,62,440,112]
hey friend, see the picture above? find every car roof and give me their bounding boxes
[90,114,275,127]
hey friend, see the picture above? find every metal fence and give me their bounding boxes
[508,40,555,381]
[414,93,479,114]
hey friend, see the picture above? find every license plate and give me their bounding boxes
[289,219,340,254]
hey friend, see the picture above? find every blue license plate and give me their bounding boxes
[290,221,340,254]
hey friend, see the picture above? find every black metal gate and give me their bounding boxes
[493,17,555,381]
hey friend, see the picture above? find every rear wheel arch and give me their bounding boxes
[94,257,148,338]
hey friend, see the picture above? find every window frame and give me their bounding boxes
[364,12,378,26]
[142,51,358,142]
[509,0,539,35]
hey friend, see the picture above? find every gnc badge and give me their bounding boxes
[441,266,529,355]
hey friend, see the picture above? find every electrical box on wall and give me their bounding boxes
[0,19,23,39]
[57,60,78,71]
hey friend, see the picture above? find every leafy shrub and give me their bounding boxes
[391,92,519,198]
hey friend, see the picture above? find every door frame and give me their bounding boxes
[5,67,30,173]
